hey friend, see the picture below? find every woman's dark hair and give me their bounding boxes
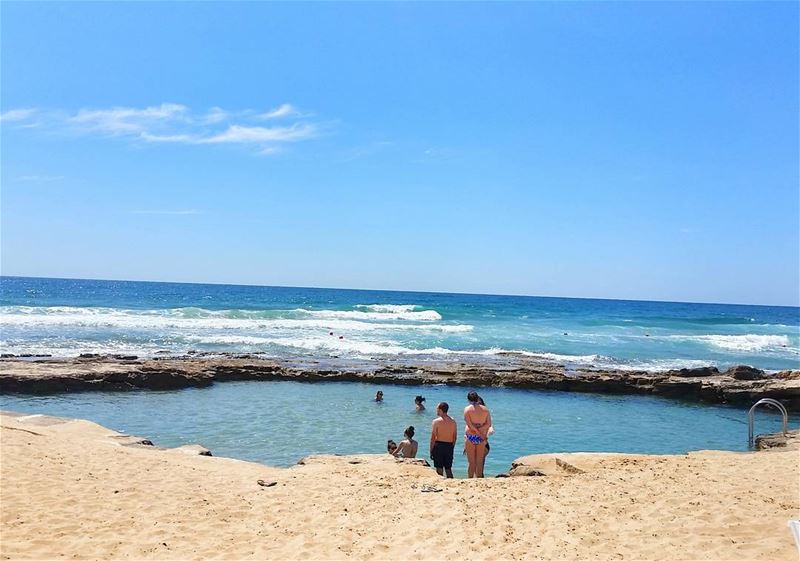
[404,426,415,438]
[467,391,480,403]
[478,397,485,406]
[415,395,425,403]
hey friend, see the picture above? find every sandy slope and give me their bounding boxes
[1,412,798,560]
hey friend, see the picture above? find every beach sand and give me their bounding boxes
[1,412,798,560]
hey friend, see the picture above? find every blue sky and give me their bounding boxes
[1,2,798,306]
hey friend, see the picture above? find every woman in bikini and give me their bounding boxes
[464,391,492,478]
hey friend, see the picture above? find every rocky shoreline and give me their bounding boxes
[1,354,798,411]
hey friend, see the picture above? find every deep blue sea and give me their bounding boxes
[1,276,798,371]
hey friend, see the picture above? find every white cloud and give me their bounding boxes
[199,123,316,144]
[1,108,37,122]
[131,209,204,215]
[2,102,320,154]
[69,103,188,135]
[260,103,299,119]
[139,132,196,143]
[200,107,228,124]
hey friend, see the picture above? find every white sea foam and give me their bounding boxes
[354,304,419,313]
[293,308,443,321]
[669,334,792,352]
[611,359,716,372]
[0,306,463,332]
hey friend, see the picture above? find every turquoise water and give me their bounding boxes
[1,276,799,371]
[2,381,796,476]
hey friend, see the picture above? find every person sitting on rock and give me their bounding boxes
[392,426,418,458]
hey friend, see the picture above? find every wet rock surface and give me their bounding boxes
[0,354,798,411]
[754,429,800,451]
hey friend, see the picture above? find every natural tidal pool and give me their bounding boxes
[2,381,797,476]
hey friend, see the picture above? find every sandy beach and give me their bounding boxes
[1,411,798,560]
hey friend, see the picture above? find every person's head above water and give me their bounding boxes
[467,391,480,404]
[375,391,383,401]
[437,402,449,415]
[415,395,425,404]
[404,426,415,439]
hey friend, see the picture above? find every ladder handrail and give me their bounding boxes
[748,398,789,448]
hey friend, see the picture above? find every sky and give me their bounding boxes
[1,2,798,306]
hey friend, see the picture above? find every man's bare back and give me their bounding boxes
[431,416,457,443]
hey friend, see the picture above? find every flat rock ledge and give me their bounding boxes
[1,355,798,411]
[755,429,800,451]
[0,410,212,455]
[504,431,800,477]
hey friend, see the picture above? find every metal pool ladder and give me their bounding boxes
[748,398,788,448]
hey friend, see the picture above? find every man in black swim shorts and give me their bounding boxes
[430,402,457,478]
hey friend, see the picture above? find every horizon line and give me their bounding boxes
[1,274,797,309]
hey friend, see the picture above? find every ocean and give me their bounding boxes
[2,276,799,474]
[1,276,798,371]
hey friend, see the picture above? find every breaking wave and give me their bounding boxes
[0,306,458,331]
[294,308,442,321]
[669,334,792,352]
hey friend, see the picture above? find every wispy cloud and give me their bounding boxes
[0,108,37,122]
[2,102,320,154]
[199,123,316,144]
[69,103,188,135]
[130,209,204,215]
[260,103,300,119]
[17,175,65,183]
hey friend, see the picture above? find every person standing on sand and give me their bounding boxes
[478,396,493,458]
[430,402,457,478]
[392,426,418,458]
[464,391,491,478]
